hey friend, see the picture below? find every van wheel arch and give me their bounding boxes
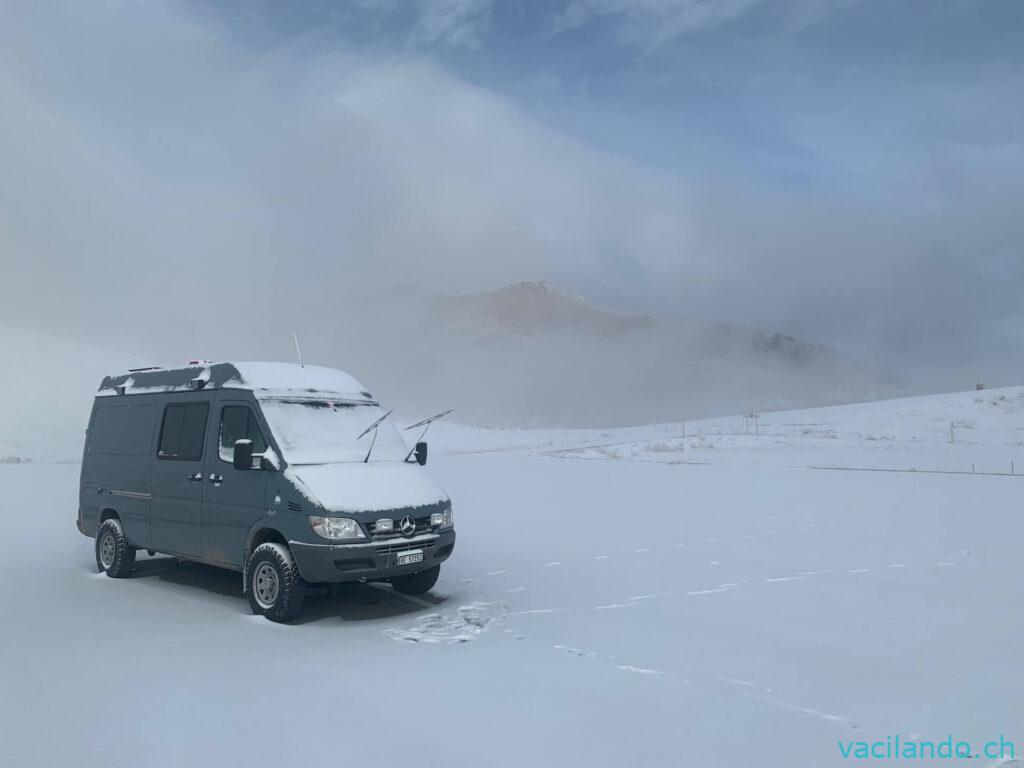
[97,508,120,537]
[243,528,289,592]
[99,507,120,523]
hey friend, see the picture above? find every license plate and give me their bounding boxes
[397,550,424,567]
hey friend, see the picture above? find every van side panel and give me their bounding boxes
[80,399,159,545]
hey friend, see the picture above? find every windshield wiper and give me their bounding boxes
[403,408,454,462]
[356,409,394,463]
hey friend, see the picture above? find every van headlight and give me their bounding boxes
[430,504,454,530]
[308,516,366,541]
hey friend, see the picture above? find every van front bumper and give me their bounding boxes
[288,529,456,584]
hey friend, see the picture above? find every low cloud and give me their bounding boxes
[0,0,1021,390]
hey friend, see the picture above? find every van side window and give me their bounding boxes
[157,402,210,461]
[219,405,267,461]
[89,404,158,455]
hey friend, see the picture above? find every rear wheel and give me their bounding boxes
[245,543,305,623]
[95,518,136,578]
[390,565,440,595]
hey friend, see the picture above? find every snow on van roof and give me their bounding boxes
[97,361,373,399]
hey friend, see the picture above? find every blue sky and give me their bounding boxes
[193,0,1023,186]
[1,0,1022,381]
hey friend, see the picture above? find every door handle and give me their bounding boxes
[187,473,202,483]
[209,473,223,486]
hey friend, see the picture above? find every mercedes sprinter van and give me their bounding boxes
[78,362,455,622]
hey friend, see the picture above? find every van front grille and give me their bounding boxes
[376,539,437,556]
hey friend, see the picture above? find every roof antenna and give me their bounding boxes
[292,331,304,368]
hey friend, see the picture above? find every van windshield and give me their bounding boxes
[258,398,409,465]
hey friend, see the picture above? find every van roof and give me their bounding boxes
[97,361,373,400]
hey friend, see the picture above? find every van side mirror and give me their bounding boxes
[233,439,254,470]
[414,441,428,466]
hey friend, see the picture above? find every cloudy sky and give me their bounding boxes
[1,0,1021,383]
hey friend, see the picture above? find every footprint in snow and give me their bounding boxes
[383,602,505,644]
[556,645,673,678]
[687,585,740,596]
[716,676,859,731]
[613,664,670,676]
[555,644,597,658]
[594,601,640,611]
[508,607,567,616]
[627,591,672,601]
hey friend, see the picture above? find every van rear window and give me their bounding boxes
[89,404,158,455]
[157,402,210,461]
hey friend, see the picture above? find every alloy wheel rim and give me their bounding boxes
[253,562,280,609]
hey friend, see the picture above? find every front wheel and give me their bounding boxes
[95,518,136,578]
[390,565,440,595]
[245,543,305,623]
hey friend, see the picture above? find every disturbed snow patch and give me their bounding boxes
[384,602,506,644]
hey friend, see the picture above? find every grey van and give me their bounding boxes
[78,361,455,622]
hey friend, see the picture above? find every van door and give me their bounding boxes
[150,399,212,558]
[203,397,271,567]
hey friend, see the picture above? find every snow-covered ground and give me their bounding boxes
[0,326,138,463]
[3,388,1024,766]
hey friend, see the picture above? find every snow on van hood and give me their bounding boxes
[285,462,448,514]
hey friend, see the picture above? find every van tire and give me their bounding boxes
[390,565,440,595]
[245,543,305,623]
[95,518,136,578]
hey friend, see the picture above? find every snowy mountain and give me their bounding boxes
[350,281,907,428]
[0,283,909,459]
